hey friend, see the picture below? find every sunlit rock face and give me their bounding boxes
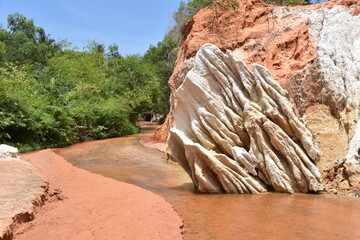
[273,2,360,195]
[168,44,324,194]
[160,0,360,196]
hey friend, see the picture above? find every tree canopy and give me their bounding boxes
[0,14,164,151]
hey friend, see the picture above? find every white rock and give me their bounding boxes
[0,144,19,159]
[275,4,360,171]
[168,43,324,194]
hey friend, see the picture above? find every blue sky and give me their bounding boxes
[0,0,327,55]
[0,0,183,55]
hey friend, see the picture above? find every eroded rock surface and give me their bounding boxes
[273,1,360,195]
[0,158,46,240]
[159,0,360,196]
[169,44,323,194]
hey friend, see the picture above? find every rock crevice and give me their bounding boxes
[169,44,324,194]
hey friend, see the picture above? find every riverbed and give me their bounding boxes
[55,122,360,240]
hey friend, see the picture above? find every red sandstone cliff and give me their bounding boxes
[156,0,360,196]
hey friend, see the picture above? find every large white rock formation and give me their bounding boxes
[168,43,324,194]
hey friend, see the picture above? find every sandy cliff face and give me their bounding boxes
[158,0,360,196]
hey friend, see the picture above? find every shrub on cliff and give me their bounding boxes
[263,0,311,5]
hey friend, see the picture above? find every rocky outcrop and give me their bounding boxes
[169,44,323,194]
[163,0,360,196]
[273,2,360,196]
[0,157,47,240]
[0,144,19,159]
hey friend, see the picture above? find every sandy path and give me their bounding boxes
[14,149,183,240]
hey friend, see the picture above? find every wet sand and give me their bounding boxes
[57,122,360,240]
[14,149,183,240]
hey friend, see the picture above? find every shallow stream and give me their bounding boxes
[55,122,360,240]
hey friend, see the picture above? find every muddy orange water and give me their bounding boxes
[55,122,360,240]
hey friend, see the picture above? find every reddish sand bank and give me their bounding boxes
[14,149,183,240]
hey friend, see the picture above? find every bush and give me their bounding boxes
[158,115,166,125]
[263,0,311,5]
[0,40,145,151]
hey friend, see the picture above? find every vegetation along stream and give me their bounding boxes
[54,122,360,240]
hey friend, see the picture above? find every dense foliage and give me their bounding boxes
[0,14,162,151]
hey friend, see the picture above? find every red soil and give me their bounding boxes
[151,122,169,144]
[154,0,360,142]
[172,0,318,103]
[14,149,183,240]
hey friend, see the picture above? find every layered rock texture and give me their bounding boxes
[0,154,46,240]
[169,44,323,193]
[162,0,360,196]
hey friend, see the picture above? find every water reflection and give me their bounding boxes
[55,122,360,240]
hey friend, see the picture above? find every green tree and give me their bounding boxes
[0,13,58,65]
[107,44,122,59]
[0,64,76,150]
[85,40,105,55]
[7,13,36,40]
[0,41,6,63]
[105,55,160,114]
[0,12,166,151]
[143,35,178,115]
[7,13,55,46]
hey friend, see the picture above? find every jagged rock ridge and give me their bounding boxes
[169,43,324,194]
